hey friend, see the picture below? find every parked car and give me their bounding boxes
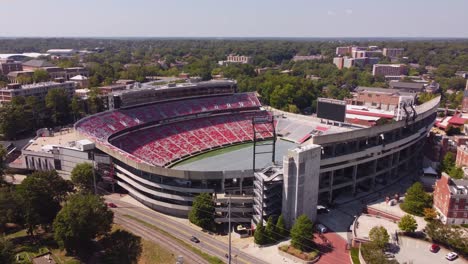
[317,205,329,214]
[106,202,117,208]
[429,244,440,253]
[316,224,327,233]
[190,236,200,243]
[384,252,395,259]
[446,252,458,261]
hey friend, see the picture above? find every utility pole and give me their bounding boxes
[228,196,232,264]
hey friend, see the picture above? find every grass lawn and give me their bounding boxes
[350,247,361,264]
[170,142,253,167]
[124,215,223,264]
[112,224,176,264]
[6,229,79,264]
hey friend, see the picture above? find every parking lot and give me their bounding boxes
[395,236,467,264]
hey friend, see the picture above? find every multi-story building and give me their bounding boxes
[65,67,89,80]
[333,57,345,69]
[226,54,252,64]
[389,81,425,93]
[372,64,408,77]
[456,144,468,167]
[462,80,468,112]
[21,128,96,178]
[292,55,325,61]
[0,81,76,103]
[0,59,23,75]
[334,56,380,69]
[336,46,353,56]
[6,71,34,84]
[46,49,78,59]
[346,86,416,111]
[22,59,55,71]
[383,48,405,58]
[433,173,468,225]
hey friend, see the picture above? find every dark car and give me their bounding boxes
[190,236,200,243]
[430,244,440,253]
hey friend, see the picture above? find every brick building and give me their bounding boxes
[346,86,416,111]
[22,59,55,71]
[462,80,468,112]
[383,48,404,58]
[372,64,408,77]
[226,54,252,64]
[0,59,23,75]
[433,173,468,225]
[0,81,76,104]
[456,144,468,167]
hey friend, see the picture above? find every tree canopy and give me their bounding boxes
[188,193,215,230]
[290,214,314,251]
[254,221,268,245]
[400,182,433,216]
[101,229,142,264]
[17,171,74,234]
[369,226,390,249]
[53,194,113,254]
[398,214,418,233]
[70,162,96,192]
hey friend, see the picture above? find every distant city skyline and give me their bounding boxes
[1,0,468,38]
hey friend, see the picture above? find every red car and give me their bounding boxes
[430,244,440,253]
[106,202,117,208]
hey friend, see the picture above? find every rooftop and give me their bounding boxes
[354,86,411,95]
[115,79,236,96]
[0,81,74,91]
[23,59,54,68]
[25,129,84,152]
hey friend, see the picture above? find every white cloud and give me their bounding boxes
[327,10,336,16]
[345,9,353,15]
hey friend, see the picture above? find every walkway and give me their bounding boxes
[313,232,350,264]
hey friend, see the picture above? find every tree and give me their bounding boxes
[17,171,74,235]
[449,166,464,179]
[0,237,14,264]
[275,214,288,239]
[290,214,314,251]
[53,194,113,254]
[70,95,84,121]
[265,216,276,243]
[441,152,455,174]
[254,221,268,245]
[369,226,390,249]
[398,214,418,233]
[17,75,32,84]
[0,187,22,233]
[423,208,438,221]
[400,182,433,216]
[188,193,214,230]
[101,229,142,264]
[33,69,50,83]
[45,88,71,125]
[0,145,6,179]
[71,163,96,192]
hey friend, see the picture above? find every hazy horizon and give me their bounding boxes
[1,0,468,38]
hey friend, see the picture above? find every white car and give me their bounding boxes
[446,252,458,261]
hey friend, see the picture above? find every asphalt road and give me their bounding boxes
[114,215,208,264]
[106,196,268,264]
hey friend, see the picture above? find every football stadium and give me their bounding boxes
[75,79,440,227]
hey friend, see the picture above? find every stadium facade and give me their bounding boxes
[75,79,440,227]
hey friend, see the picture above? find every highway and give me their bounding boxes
[106,196,268,264]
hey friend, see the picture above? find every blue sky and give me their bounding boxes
[1,0,467,37]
